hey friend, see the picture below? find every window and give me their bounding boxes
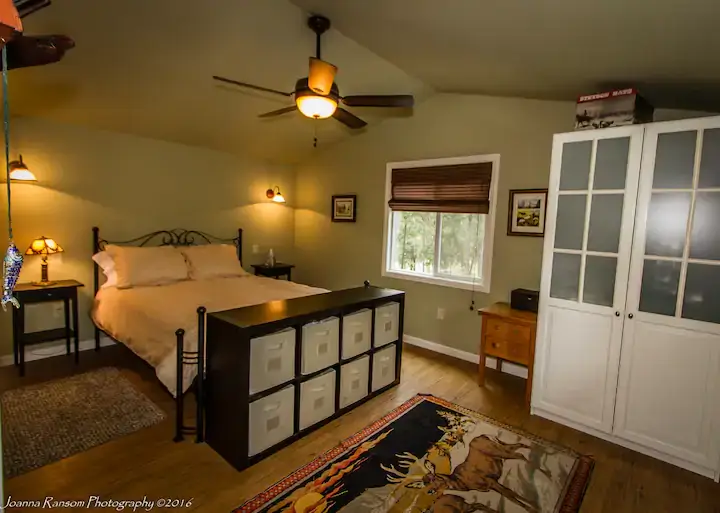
[382,155,499,292]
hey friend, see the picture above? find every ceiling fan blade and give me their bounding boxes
[212,76,292,97]
[308,57,337,95]
[333,107,367,129]
[5,34,75,70]
[258,106,298,118]
[342,95,414,108]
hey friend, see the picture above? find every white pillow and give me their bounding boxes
[105,245,190,289]
[180,244,247,280]
[92,251,118,289]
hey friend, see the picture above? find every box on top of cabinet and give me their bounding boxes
[575,88,653,131]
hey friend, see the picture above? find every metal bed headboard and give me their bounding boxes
[92,227,243,296]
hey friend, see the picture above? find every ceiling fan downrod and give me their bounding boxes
[307,15,330,60]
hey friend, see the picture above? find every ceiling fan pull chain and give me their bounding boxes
[313,120,318,148]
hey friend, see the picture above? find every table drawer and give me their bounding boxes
[301,317,339,375]
[485,318,531,344]
[485,336,531,364]
[249,328,296,394]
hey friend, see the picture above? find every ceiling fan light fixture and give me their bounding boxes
[296,94,337,119]
[308,57,337,95]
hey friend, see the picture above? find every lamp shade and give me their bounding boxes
[8,155,37,181]
[25,236,64,255]
[296,94,337,119]
[308,57,337,96]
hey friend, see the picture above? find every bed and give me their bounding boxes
[91,227,326,441]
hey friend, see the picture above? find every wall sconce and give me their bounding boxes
[266,186,286,203]
[8,155,37,181]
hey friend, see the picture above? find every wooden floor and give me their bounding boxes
[3,344,720,512]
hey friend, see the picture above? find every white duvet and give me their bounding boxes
[92,275,327,396]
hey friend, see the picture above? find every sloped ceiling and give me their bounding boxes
[291,0,720,112]
[11,0,431,164]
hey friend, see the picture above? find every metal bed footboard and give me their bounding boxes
[174,306,207,443]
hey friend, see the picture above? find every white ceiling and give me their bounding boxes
[291,0,720,112]
[11,0,430,164]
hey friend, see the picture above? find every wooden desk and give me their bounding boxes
[478,302,537,405]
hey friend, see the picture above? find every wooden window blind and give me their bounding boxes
[388,162,493,214]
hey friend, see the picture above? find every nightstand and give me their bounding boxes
[478,302,537,406]
[251,263,295,281]
[12,280,84,376]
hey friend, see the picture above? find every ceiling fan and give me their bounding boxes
[212,15,414,130]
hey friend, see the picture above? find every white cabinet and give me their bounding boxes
[249,328,296,395]
[299,370,336,430]
[372,344,396,391]
[374,303,400,347]
[534,116,720,480]
[342,309,372,359]
[340,356,369,408]
[301,317,339,375]
[248,385,294,456]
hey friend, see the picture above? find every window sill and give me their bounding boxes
[382,269,489,292]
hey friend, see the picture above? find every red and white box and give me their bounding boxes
[575,88,654,130]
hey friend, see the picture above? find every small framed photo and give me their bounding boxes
[507,189,548,237]
[332,195,357,223]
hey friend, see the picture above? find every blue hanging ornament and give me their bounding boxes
[1,44,22,311]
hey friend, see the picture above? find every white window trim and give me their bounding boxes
[381,154,500,293]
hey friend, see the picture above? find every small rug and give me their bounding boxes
[236,394,593,513]
[1,367,166,478]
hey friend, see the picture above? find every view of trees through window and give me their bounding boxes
[390,211,484,280]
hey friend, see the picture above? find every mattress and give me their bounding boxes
[92,275,327,396]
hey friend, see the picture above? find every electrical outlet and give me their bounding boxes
[437,307,446,320]
[252,244,260,254]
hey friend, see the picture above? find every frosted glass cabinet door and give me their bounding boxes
[536,127,643,433]
[616,117,720,474]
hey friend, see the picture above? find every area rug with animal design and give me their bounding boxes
[235,394,594,513]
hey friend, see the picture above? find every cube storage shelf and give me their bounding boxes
[205,285,405,471]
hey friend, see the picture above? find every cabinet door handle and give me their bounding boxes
[615,311,620,317]
[628,313,634,319]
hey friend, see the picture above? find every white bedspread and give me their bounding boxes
[92,276,327,396]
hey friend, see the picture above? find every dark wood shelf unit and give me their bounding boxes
[205,285,405,471]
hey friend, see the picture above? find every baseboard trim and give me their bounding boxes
[532,405,717,480]
[403,335,528,379]
[0,336,116,367]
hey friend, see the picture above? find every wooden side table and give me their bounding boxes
[12,280,84,377]
[251,263,294,281]
[478,302,537,405]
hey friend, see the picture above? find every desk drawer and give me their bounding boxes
[485,336,531,364]
[249,328,296,394]
[485,318,531,345]
[301,317,339,375]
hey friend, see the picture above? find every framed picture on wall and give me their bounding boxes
[507,189,548,236]
[332,195,357,222]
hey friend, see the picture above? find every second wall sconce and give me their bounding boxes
[266,186,286,203]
